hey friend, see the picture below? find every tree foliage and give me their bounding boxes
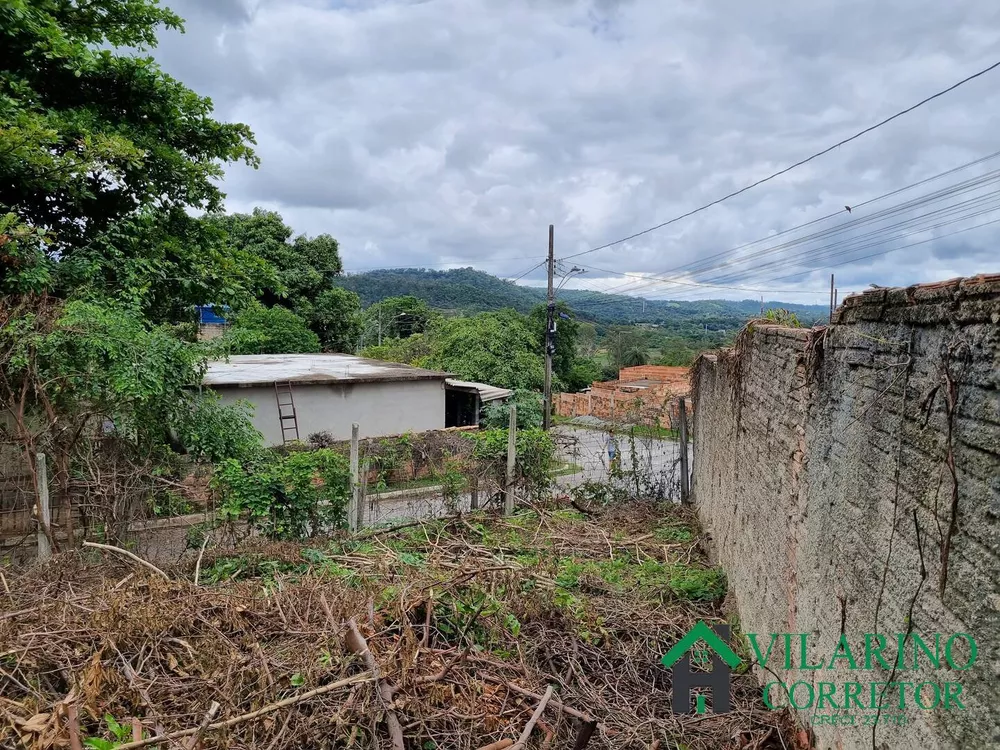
[203,209,360,350]
[528,301,579,385]
[0,0,257,264]
[226,303,321,355]
[431,310,545,391]
[481,390,543,431]
[360,295,437,345]
[302,287,362,352]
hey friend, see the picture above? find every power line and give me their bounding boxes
[563,59,1000,262]
[570,262,822,294]
[598,150,1000,296]
[508,259,548,283]
[589,153,1000,299]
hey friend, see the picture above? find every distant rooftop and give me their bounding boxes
[203,354,452,388]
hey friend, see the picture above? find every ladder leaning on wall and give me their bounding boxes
[274,382,300,443]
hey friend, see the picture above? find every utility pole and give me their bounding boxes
[542,224,555,431]
[829,273,835,322]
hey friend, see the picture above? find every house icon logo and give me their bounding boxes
[661,621,741,715]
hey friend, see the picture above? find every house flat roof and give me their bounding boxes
[203,354,452,388]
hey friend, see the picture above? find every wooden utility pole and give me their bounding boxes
[349,423,360,532]
[829,273,835,321]
[35,453,52,560]
[504,405,517,515]
[543,225,555,431]
[678,398,690,504]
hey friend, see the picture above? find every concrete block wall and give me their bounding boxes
[691,274,1000,750]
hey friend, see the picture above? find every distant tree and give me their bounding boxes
[606,328,649,371]
[577,322,599,357]
[227,303,320,354]
[362,333,435,366]
[655,335,698,367]
[361,295,437,345]
[302,288,363,352]
[563,358,601,392]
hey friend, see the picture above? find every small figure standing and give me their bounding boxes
[606,434,619,471]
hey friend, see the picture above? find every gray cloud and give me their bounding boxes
[151,0,1000,304]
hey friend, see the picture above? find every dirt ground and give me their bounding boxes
[1,500,801,750]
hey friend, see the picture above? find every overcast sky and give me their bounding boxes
[150,0,1000,305]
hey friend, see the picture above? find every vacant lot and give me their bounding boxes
[2,502,796,749]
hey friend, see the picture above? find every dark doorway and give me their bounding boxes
[445,388,479,427]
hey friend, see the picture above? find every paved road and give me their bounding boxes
[552,423,687,500]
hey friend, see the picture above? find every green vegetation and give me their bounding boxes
[213,449,352,540]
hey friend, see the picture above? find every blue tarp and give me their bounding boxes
[196,305,229,324]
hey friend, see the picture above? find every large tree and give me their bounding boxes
[431,310,545,391]
[203,209,360,351]
[0,0,258,291]
[202,209,345,309]
[360,295,437,346]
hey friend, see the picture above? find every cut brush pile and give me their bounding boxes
[1,502,800,749]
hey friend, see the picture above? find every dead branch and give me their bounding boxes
[193,534,211,586]
[110,673,373,750]
[345,617,404,750]
[477,740,514,750]
[184,701,220,750]
[82,541,169,581]
[510,684,553,750]
[483,675,594,724]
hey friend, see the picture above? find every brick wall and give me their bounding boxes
[554,366,690,427]
[691,275,1000,749]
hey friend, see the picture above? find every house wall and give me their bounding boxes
[210,378,447,444]
[690,275,1000,750]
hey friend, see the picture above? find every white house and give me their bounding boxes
[202,354,510,445]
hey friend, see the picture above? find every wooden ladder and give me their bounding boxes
[274,382,300,443]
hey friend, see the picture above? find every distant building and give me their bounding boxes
[202,353,511,445]
[554,365,691,428]
[195,305,229,341]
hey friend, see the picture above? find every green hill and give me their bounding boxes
[335,267,829,328]
[335,267,546,314]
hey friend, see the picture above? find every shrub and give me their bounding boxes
[481,389,543,430]
[173,392,264,463]
[469,427,554,501]
[213,449,351,540]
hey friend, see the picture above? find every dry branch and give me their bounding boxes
[110,674,373,750]
[510,684,553,750]
[345,617,404,750]
[81,541,169,580]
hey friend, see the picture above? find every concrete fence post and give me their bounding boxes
[349,423,360,532]
[35,453,52,560]
[678,398,690,504]
[504,405,517,515]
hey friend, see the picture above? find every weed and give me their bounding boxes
[667,566,727,602]
[653,523,694,543]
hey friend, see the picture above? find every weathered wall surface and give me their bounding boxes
[212,379,447,444]
[692,275,1000,750]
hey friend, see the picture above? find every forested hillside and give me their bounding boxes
[335,267,829,327]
